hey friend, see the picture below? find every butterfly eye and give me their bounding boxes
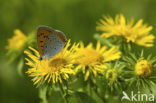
[39,57,42,60]
[65,39,68,43]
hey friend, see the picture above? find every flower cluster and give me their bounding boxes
[24,40,121,85]
[94,14,156,100]
[6,14,156,103]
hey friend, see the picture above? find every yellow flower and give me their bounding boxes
[135,59,152,77]
[24,40,79,86]
[6,29,27,50]
[75,41,121,80]
[105,69,117,84]
[96,14,155,47]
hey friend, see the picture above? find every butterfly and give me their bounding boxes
[37,26,67,60]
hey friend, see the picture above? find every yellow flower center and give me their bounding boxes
[76,48,104,66]
[115,25,136,42]
[135,60,152,77]
[49,58,67,71]
[106,69,117,82]
[36,58,68,74]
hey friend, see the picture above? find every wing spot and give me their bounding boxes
[44,36,47,38]
[40,33,44,35]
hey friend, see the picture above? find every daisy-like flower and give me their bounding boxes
[24,40,79,86]
[96,14,155,47]
[123,52,156,90]
[105,69,117,84]
[135,59,152,77]
[6,29,27,50]
[103,62,125,91]
[6,29,35,64]
[75,41,121,80]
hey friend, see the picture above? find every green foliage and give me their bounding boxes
[1,0,156,103]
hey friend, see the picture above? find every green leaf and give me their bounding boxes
[94,34,114,47]
[69,91,97,103]
[48,90,64,103]
[140,49,144,57]
[17,58,24,77]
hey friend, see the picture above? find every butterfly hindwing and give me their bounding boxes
[43,30,67,59]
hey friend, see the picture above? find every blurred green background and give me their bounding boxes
[0,0,156,103]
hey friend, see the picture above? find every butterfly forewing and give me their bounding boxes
[37,26,53,58]
[37,26,67,60]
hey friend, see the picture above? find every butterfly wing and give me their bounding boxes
[43,30,67,59]
[37,26,54,58]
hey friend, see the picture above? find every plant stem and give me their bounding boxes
[88,78,92,96]
[39,86,48,103]
[59,83,69,103]
[91,78,107,103]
